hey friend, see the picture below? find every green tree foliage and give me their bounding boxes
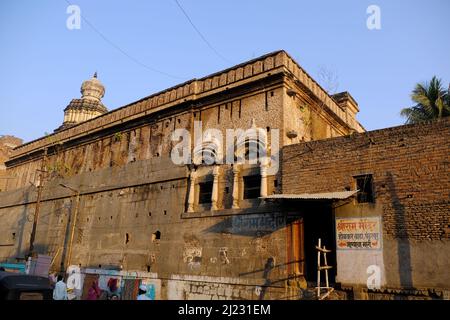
[401,76,450,124]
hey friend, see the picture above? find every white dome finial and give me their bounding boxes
[81,72,105,102]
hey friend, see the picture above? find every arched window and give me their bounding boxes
[193,138,222,165]
[235,131,267,164]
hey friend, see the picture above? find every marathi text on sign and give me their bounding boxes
[336,217,381,250]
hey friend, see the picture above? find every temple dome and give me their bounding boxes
[55,72,108,132]
[80,72,105,102]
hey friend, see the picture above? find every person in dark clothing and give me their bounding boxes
[87,280,101,300]
[107,278,120,299]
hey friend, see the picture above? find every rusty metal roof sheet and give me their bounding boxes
[261,190,358,201]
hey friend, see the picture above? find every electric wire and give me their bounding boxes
[173,0,230,64]
[64,0,185,80]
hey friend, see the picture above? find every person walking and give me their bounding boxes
[107,277,120,299]
[53,275,68,300]
[137,284,150,300]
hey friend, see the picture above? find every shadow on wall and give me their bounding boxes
[239,258,305,300]
[15,187,31,260]
[202,213,286,237]
[237,257,276,300]
[258,257,275,300]
[34,202,71,260]
[385,172,414,289]
[59,199,75,272]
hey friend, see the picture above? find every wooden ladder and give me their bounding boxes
[316,238,334,300]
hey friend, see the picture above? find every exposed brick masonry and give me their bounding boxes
[282,118,450,240]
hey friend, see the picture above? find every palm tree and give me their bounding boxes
[401,76,450,124]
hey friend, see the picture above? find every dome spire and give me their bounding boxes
[55,73,108,132]
[81,72,105,102]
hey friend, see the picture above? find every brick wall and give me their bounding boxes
[0,136,22,167]
[282,118,450,241]
[0,136,22,191]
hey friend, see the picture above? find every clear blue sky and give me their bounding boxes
[1,0,449,143]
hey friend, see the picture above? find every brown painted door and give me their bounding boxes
[287,217,305,275]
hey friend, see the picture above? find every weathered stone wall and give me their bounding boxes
[0,156,289,299]
[0,50,366,300]
[8,51,363,163]
[0,135,22,192]
[0,136,22,166]
[282,117,450,292]
[4,84,354,194]
[3,112,191,191]
[4,50,362,193]
[166,274,285,300]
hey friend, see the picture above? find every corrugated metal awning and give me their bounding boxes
[261,190,358,201]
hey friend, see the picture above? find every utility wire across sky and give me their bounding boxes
[63,0,186,80]
[173,0,230,64]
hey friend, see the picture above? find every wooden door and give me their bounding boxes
[287,217,305,275]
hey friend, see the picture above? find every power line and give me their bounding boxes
[173,0,230,64]
[64,0,185,80]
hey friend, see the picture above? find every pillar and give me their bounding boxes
[232,165,240,209]
[260,157,269,197]
[187,170,197,213]
[211,166,220,210]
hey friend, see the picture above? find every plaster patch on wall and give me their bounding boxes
[183,246,202,271]
[219,247,230,264]
[127,130,137,163]
[167,278,189,300]
[251,237,267,253]
[167,274,250,300]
